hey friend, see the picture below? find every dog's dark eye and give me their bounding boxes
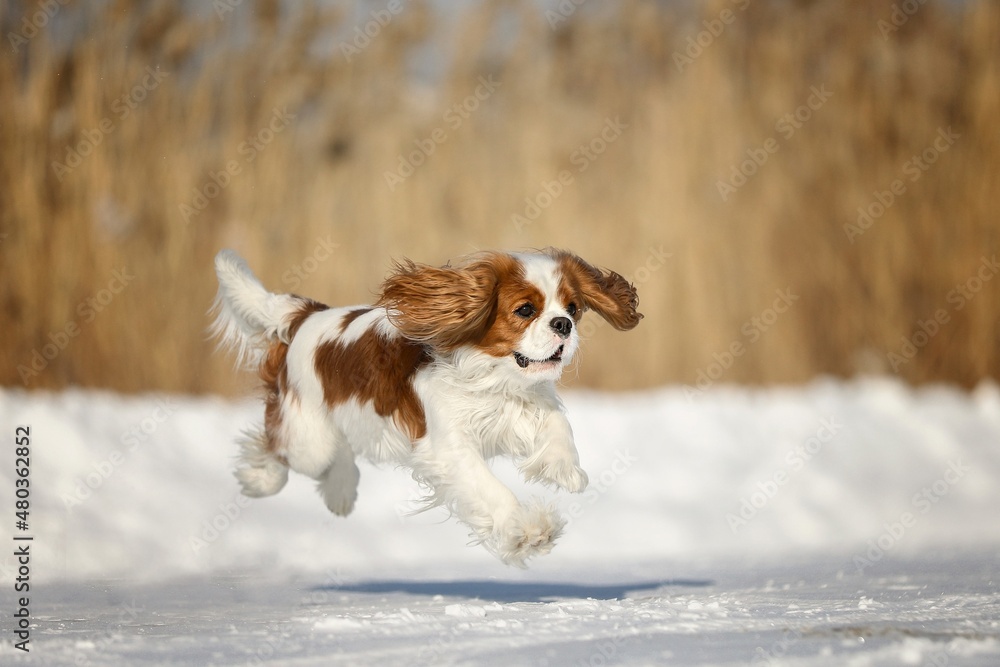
[566,302,578,317]
[514,303,535,319]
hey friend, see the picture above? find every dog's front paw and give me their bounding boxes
[549,462,589,493]
[522,458,589,494]
[489,503,566,568]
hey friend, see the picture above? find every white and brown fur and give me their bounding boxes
[211,248,641,566]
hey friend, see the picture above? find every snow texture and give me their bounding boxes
[1,377,999,665]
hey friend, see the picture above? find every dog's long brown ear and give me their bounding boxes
[376,255,502,349]
[552,250,643,331]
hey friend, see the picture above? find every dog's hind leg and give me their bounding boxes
[234,427,289,497]
[316,445,360,516]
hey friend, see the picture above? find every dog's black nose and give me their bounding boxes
[550,316,573,338]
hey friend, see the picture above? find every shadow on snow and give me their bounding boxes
[310,578,713,603]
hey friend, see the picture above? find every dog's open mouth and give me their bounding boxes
[513,345,564,369]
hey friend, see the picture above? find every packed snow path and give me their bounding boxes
[2,555,998,665]
[1,377,999,664]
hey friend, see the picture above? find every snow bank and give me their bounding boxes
[2,376,999,583]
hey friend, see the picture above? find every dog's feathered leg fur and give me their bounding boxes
[210,249,308,498]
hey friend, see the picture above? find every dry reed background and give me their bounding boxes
[1,0,998,395]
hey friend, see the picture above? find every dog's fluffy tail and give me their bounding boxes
[209,249,307,370]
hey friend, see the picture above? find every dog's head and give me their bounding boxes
[376,249,642,384]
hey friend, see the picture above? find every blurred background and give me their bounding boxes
[1,0,998,395]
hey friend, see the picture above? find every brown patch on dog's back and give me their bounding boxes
[339,307,373,334]
[314,326,431,441]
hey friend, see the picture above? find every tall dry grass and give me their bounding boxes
[1,0,997,394]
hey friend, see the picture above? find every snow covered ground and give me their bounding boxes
[1,377,999,665]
